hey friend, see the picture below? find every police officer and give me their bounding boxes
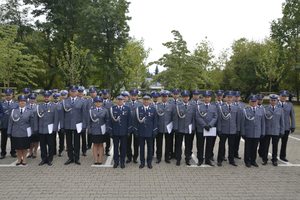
[241,95,265,168]
[61,90,68,100]
[77,86,88,156]
[150,91,160,156]
[125,89,143,164]
[195,90,218,166]
[121,91,130,102]
[256,94,265,157]
[101,89,114,156]
[277,90,296,162]
[261,94,284,166]
[233,91,246,160]
[86,87,98,150]
[59,90,68,152]
[189,89,203,106]
[108,94,132,168]
[34,91,59,166]
[27,93,39,158]
[53,93,64,157]
[61,85,87,165]
[0,89,18,159]
[134,93,158,169]
[217,91,241,167]
[173,90,195,166]
[167,88,183,160]
[22,88,31,103]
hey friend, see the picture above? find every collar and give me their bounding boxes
[5,100,12,104]
[251,106,256,110]
[204,103,210,106]
[226,103,232,107]
[144,106,149,110]
[117,105,123,109]
[96,107,102,110]
[71,97,77,101]
[183,103,189,106]
[30,103,35,106]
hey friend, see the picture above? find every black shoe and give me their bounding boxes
[22,162,27,166]
[48,161,53,166]
[210,157,214,161]
[272,162,278,166]
[82,152,87,156]
[0,155,5,159]
[58,152,62,157]
[185,160,191,166]
[165,159,170,163]
[121,163,125,169]
[147,164,153,169]
[205,161,214,166]
[105,151,110,156]
[262,161,267,165]
[229,161,238,166]
[217,162,222,167]
[246,163,251,168]
[139,164,145,169]
[251,162,259,167]
[27,154,33,158]
[64,159,74,165]
[75,160,81,165]
[133,158,138,163]
[113,163,119,168]
[16,162,22,166]
[156,159,161,164]
[223,157,227,161]
[38,161,47,166]
[53,152,56,156]
[176,160,180,166]
[11,154,17,158]
[235,155,241,159]
[197,161,203,166]
[32,155,37,159]
[280,157,288,162]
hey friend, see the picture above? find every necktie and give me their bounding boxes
[119,107,122,111]
[104,101,107,106]
[175,100,177,105]
[195,101,198,105]
[229,105,231,111]
[72,98,74,104]
[145,107,148,113]
[206,105,208,109]
[45,103,47,108]
[8,102,10,106]
[98,108,100,112]
[253,108,255,114]
[185,104,187,110]
[20,109,23,115]
[282,103,284,108]
[30,105,32,109]
[273,106,275,112]
[164,104,165,108]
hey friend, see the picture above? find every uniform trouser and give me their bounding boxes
[126,132,139,160]
[196,132,214,163]
[54,130,64,153]
[0,129,16,156]
[175,132,193,162]
[280,130,290,159]
[244,137,259,164]
[87,133,92,148]
[217,134,235,163]
[262,135,279,162]
[80,130,87,153]
[139,136,153,165]
[155,132,164,160]
[39,133,55,162]
[169,131,175,158]
[234,135,241,157]
[65,129,80,161]
[258,137,264,157]
[165,132,173,160]
[211,136,216,158]
[105,134,111,153]
[113,135,127,164]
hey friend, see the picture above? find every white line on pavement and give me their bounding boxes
[289,135,300,141]
[104,146,114,166]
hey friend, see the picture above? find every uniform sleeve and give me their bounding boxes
[0,102,3,119]
[261,110,265,136]
[153,108,158,135]
[82,101,87,129]
[192,108,195,132]
[127,107,132,133]
[61,101,65,129]
[196,106,206,128]
[105,109,109,133]
[107,107,113,134]
[173,106,178,131]
[240,110,245,136]
[7,111,13,135]
[280,109,285,134]
[237,108,241,132]
[88,109,92,134]
[217,106,221,132]
[133,108,138,135]
[33,107,39,132]
[209,107,218,127]
[290,104,296,129]
[53,105,59,132]
[30,110,35,133]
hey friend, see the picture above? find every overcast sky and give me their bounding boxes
[127,0,285,73]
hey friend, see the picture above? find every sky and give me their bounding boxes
[127,0,285,73]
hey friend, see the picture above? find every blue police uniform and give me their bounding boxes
[78,86,88,155]
[53,93,65,156]
[86,87,97,149]
[256,94,266,157]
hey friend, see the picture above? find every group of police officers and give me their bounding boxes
[0,86,296,169]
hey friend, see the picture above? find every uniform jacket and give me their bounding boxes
[173,103,195,134]
[88,107,109,135]
[154,102,174,133]
[189,100,203,107]
[34,102,59,134]
[54,101,63,130]
[264,105,284,136]
[276,101,296,131]
[217,103,241,134]
[233,101,246,109]
[124,100,143,132]
[7,107,34,138]
[0,100,19,129]
[241,106,265,138]
[107,105,132,136]
[61,97,87,130]
[102,99,114,110]
[195,104,218,133]
[150,102,159,108]
[211,101,224,107]
[0,101,3,120]
[256,104,266,109]
[134,106,158,137]
[167,98,183,106]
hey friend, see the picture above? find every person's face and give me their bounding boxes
[78,91,84,98]
[116,99,124,106]
[90,91,97,98]
[225,96,233,104]
[103,93,109,99]
[43,95,51,103]
[130,94,138,101]
[172,93,179,99]
[61,94,67,99]
[143,99,150,106]
[124,96,129,101]
[182,95,190,103]
[280,95,287,102]
[23,92,29,97]
[257,99,263,105]
[70,90,78,98]
[95,101,103,108]
[29,98,36,104]
[270,99,278,106]
[152,97,159,102]
[161,96,168,103]
[216,95,223,101]
[53,98,59,103]
[18,100,26,108]
[193,94,200,101]
[249,100,257,107]
[203,95,211,104]
[234,96,241,102]
[5,94,12,101]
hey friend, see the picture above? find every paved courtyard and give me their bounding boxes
[0,132,299,200]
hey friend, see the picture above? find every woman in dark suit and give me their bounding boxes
[88,96,109,165]
[7,95,35,165]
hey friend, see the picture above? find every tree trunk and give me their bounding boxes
[107,73,111,99]
[297,89,299,105]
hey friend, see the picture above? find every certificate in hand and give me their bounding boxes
[203,127,216,137]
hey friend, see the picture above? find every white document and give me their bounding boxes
[58,122,60,130]
[189,124,192,134]
[48,124,54,134]
[166,122,173,134]
[101,124,106,135]
[76,123,83,133]
[203,127,217,137]
[27,127,32,137]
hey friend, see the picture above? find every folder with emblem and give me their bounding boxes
[101,124,106,135]
[76,123,82,133]
[48,124,53,134]
[27,127,32,137]
[203,127,216,137]
[166,122,173,134]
